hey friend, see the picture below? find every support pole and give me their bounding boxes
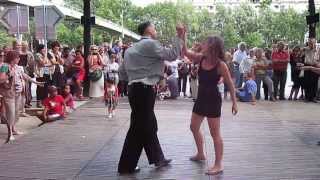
[308,0,316,38]
[83,0,91,97]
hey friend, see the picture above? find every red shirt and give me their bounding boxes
[272,50,289,71]
[43,95,65,116]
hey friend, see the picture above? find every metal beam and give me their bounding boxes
[2,0,140,40]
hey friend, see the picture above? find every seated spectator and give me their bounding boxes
[41,86,66,123]
[166,67,179,99]
[62,85,75,113]
[236,73,257,105]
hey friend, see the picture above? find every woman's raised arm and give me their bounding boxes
[183,42,203,64]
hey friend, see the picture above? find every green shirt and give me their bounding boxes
[0,63,9,73]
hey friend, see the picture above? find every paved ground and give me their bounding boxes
[0,97,319,180]
[0,100,87,144]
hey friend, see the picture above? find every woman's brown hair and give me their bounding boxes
[205,36,225,64]
[5,50,19,63]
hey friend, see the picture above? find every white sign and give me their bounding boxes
[34,5,64,40]
[0,6,29,35]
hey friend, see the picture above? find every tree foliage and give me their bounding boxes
[1,0,312,49]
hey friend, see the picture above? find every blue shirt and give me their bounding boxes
[239,79,257,102]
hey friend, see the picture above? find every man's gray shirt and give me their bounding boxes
[119,36,183,85]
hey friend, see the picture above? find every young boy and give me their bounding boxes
[104,79,118,118]
[236,73,257,105]
[41,86,66,123]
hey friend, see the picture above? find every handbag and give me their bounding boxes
[0,64,14,90]
[88,69,103,82]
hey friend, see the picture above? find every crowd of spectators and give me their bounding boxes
[160,39,320,105]
[0,39,130,143]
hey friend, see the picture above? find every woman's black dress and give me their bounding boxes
[193,60,222,118]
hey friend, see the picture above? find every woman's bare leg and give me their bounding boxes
[190,113,206,161]
[206,117,224,175]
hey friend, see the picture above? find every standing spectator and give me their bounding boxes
[19,41,35,108]
[263,49,273,100]
[12,51,43,133]
[71,50,85,99]
[61,47,74,73]
[302,38,319,103]
[240,48,255,80]
[105,53,120,86]
[224,51,235,99]
[233,42,247,88]
[35,44,53,107]
[0,51,16,142]
[88,45,105,98]
[0,51,18,143]
[0,51,42,142]
[272,41,289,100]
[48,41,65,93]
[178,60,189,97]
[112,41,122,55]
[118,46,129,97]
[252,48,275,101]
[12,40,22,52]
[99,46,110,65]
[102,43,111,63]
[288,46,304,101]
[190,63,199,101]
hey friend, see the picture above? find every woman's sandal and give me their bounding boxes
[189,155,206,162]
[205,168,224,175]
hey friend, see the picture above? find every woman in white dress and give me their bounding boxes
[88,46,105,98]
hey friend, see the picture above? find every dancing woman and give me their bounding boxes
[183,36,238,175]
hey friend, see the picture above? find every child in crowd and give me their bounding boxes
[62,85,75,113]
[104,79,118,118]
[218,77,225,98]
[41,86,66,123]
[236,73,257,105]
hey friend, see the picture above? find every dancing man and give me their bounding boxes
[118,21,185,174]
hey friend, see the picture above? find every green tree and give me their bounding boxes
[0,26,15,47]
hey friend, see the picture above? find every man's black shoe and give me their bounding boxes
[118,166,140,174]
[155,159,172,168]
